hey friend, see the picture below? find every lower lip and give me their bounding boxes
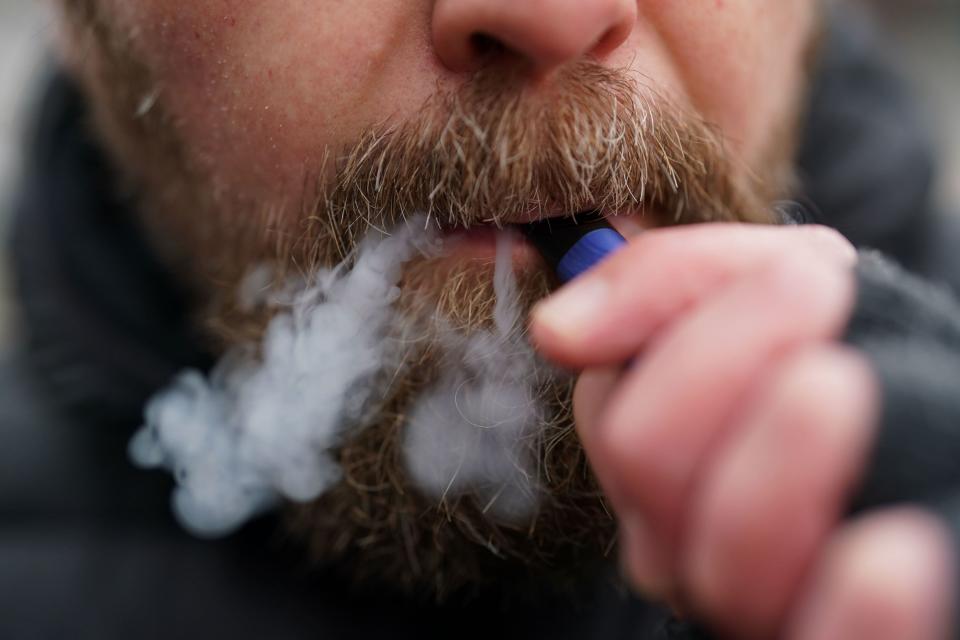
[440,215,644,262]
[440,226,541,265]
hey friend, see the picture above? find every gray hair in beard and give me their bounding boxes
[61,9,786,596]
[274,63,780,601]
[286,60,773,273]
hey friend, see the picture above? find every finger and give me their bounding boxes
[682,345,878,638]
[787,508,955,640]
[592,255,854,593]
[573,367,677,598]
[530,223,856,368]
[573,367,622,443]
[573,366,679,599]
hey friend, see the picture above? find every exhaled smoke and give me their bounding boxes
[129,219,550,536]
[82,33,789,588]
[403,232,550,523]
[130,219,435,535]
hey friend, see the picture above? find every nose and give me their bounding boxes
[432,0,637,74]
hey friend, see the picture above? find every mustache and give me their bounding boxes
[311,61,771,257]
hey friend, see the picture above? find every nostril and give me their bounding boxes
[432,0,637,75]
[469,32,507,64]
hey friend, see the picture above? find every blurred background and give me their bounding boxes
[0,0,958,346]
[0,0,49,344]
[861,0,960,208]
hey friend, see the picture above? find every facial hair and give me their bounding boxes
[62,1,796,601]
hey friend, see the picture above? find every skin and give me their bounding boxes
[531,224,955,639]
[58,0,955,636]
[69,0,811,223]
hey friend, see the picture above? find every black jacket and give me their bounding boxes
[5,8,960,639]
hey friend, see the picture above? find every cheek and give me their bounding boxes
[110,0,440,209]
[644,0,815,165]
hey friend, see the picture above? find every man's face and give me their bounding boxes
[60,0,817,596]
[64,0,813,266]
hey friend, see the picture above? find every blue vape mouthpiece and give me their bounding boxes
[521,212,627,282]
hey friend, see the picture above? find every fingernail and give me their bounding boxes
[532,279,609,340]
[619,510,673,599]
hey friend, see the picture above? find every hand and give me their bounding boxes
[530,224,955,639]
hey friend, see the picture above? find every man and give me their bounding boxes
[5,1,960,638]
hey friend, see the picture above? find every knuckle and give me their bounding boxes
[769,346,877,446]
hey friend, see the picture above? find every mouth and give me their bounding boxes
[437,209,644,263]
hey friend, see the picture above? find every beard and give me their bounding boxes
[64,1,799,602]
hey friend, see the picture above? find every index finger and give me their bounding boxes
[529,223,856,368]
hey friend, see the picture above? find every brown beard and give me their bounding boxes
[61,0,800,601]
